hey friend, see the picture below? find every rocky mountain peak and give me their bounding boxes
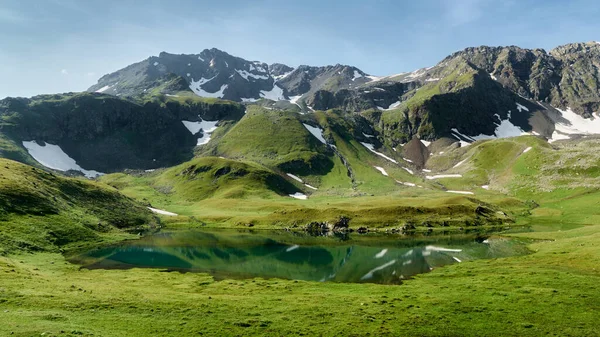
[88,49,375,104]
[269,63,294,78]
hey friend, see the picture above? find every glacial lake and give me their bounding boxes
[73,229,531,285]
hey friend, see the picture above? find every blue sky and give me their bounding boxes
[1,0,599,98]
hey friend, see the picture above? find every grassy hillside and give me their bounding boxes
[0,133,37,166]
[424,135,600,229]
[100,164,516,230]
[213,106,334,175]
[0,159,156,255]
[316,110,419,193]
[102,157,301,202]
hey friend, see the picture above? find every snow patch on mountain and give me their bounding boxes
[289,192,308,200]
[260,84,286,101]
[447,190,474,195]
[452,110,527,143]
[286,173,303,183]
[289,95,303,108]
[377,101,402,111]
[553,107,600,135]
[403,68,429,82]
[374,166,389,176]
[148,207,178,216]
[352,70,363,81]
[181,119,218,135]
[190,78,227,98]
[549,131,571,143]
[302,123,327,144]
[95,85,113,93]
[236,69,269,81]
[181,119,219,145]
[453,158,468,168]
[189,76,225,97]
[197,133,213,146]
[387,101,401,110]
[426,174,462,180]
[274,69,295,81]
[360,142,398,164]
[253,63,267,73]
[516,103,529,112]
[22,141,103,178]
[286,173,318,190]
[367,72,407,82]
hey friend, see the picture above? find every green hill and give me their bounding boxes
[211,106,334,175]
[0,159,156,255]
[101,156,301,202]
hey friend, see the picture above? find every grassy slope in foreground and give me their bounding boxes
[0,158,156,255]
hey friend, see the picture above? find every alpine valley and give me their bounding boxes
[2,42,600,336]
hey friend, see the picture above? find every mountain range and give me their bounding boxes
[1,41,600,189]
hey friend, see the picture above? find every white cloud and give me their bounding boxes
[61,69,69,75]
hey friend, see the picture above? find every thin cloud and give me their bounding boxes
[443,0,487,26]
[61,69,69,75]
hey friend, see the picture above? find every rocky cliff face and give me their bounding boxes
[0,93,244,172]
[441,42,600,115]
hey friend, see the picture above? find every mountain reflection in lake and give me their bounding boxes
[73,230,529,285]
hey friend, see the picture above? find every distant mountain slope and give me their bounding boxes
[0,92,244,173]
[87,48,375,106]
[87,42,600,145]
